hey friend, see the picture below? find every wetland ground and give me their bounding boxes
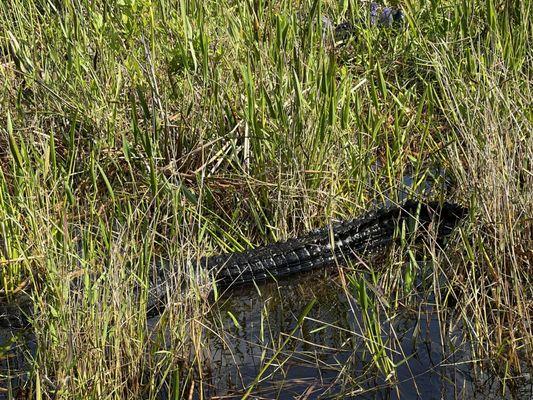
[0,0,531,398]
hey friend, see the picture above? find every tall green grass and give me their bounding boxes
[0,0,531,397]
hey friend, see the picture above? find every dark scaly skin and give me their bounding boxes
[145,200,467,317]
[204,200,466,288]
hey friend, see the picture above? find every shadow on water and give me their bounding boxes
[0,328,32,398]
[190,270,531,399]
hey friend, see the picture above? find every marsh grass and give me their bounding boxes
[0,0,531,398]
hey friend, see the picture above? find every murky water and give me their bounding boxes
[195,270,531,399]
[0,169,530,399]
[0,267,531,399]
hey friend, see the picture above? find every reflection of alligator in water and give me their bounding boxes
[147,200,467,316]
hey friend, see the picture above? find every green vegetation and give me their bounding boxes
[0,0,531,398]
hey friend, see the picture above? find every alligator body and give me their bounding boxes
[145,200,466,317]
[205,200,465,288]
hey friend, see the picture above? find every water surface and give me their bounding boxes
[189,268,531,399]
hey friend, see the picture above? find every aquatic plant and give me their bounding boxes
[0,0,530,398]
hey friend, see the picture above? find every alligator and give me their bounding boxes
[0,200,466,327]
[145,200,467,317]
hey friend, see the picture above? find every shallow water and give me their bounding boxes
[194,270,531,399]
[0,268,531,399]
[0,171,530,398]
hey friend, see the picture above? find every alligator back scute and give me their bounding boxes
[211,201,467,288]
